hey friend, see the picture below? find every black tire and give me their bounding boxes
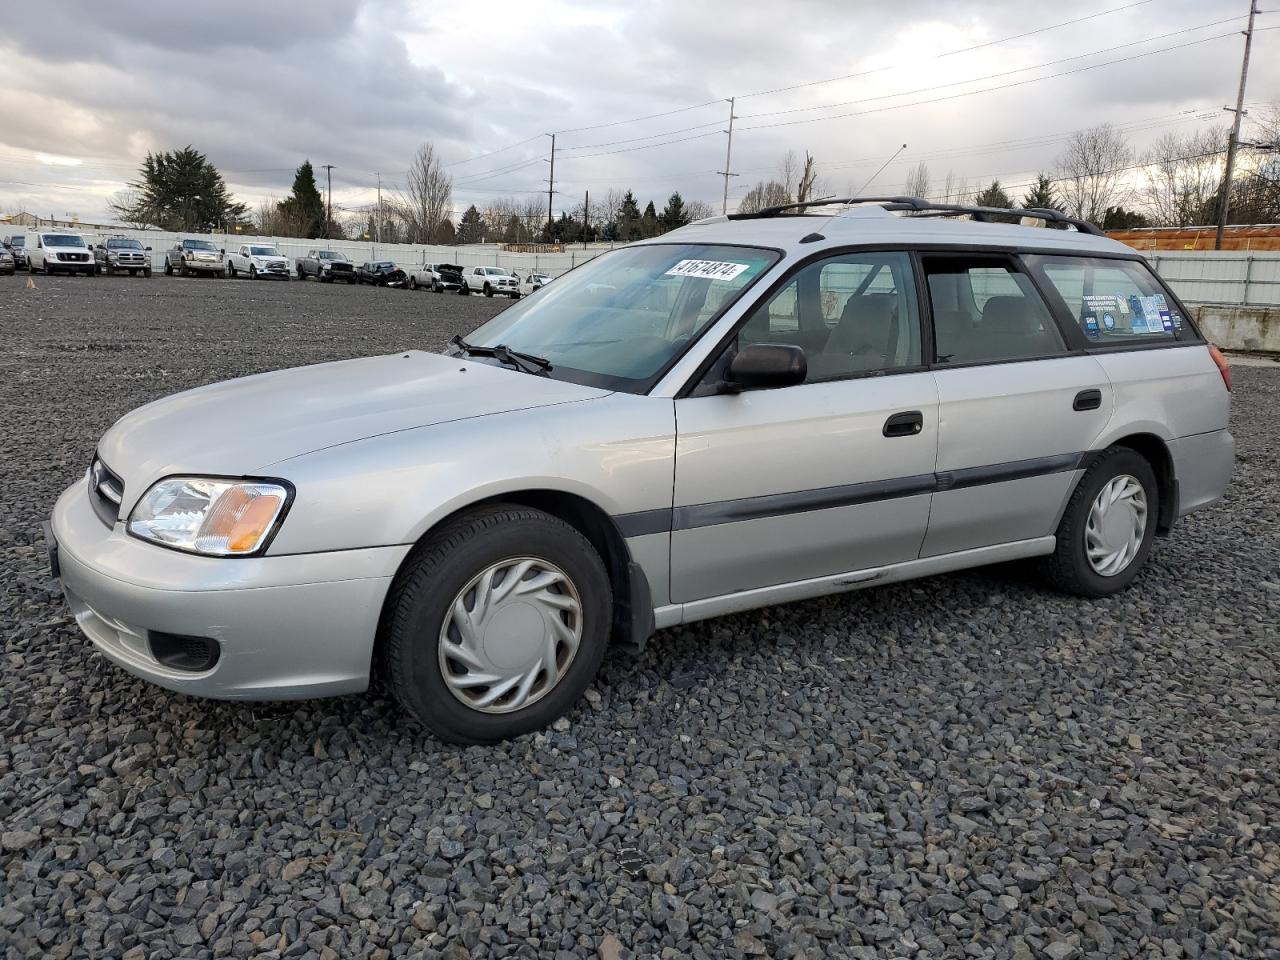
[408,275,418,290]
[512,292,521,299]
[164,259,173,276]
[179,261,189,278]
[459,284,469,295]
[143,268,152,278]
[297,264,306,280]
[483,283,493,297]
[381,505,611,744]
[228,261,237,278]
[103,263,112,277]
[1041,447,1159,598]
[249,265,257,280]
[128,269,137,276]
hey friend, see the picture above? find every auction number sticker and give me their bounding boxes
[665,259,750,282]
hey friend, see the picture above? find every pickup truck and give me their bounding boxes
[164,239,225,277]
[94,236,152,277]
[463,265,520,298]
[297,249,357,283]
[407,262,464,292]
[2,235,27,269]
[226,243,291,280]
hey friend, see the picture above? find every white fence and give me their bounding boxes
[1147,251,1280,308]
[48,226,613,278]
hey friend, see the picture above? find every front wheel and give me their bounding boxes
[483,283,493,297]
[1041,448,1158,598]
[164,259,173,276]
[249,265,257,280]
[459,284,469,295]
[297,264,306,280]
[381,505,611,744]
[408,275,418,290]
[143,268,152,278]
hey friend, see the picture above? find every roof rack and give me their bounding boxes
[728,195,1105,236]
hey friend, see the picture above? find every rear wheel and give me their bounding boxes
[381,505,611,744]
[1042,448,1158,598]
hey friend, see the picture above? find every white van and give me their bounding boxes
[27,232,96,276]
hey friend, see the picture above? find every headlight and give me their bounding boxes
[128,477,291,556]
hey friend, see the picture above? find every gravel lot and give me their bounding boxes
[2,273,1277,960]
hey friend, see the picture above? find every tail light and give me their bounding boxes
[1207,344,1231,392]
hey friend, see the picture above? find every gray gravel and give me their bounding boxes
[2,273,1278,960]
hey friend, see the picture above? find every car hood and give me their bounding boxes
[252,255,289,264]
[98,350,611,497]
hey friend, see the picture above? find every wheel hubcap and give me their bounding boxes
[1085,474,1147,576]
[438,557,582,714]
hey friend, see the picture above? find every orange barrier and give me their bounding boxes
[1107,226,1280,251]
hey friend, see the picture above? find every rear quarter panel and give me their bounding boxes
[1092,344,1229,444]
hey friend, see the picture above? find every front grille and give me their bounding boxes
[115,253,144,265]
[264,262,286,273]
[329,262,353,273]
[88,457,125,527]
[59,253,90,263]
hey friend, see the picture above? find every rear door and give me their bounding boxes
[921,253,1112,557]
[670,250,938,603]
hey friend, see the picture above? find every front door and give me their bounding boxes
[670,250,939,604]
[920,253,1112,557]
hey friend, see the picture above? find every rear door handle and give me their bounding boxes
[883,410,924,438]
[1073,388,1103,411]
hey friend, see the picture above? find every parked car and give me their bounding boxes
[520,272,552,296]
[464,265,520,298]
[0,248,14,276]
[227,243,290,280]
[3,235,27,269]
[297,249,356,283]
[164,239,225,277]
[93,236,152,277]
[408,262,464,292]
[27,232,95,276]
[355,261,407,287]
[45,197,1234,744]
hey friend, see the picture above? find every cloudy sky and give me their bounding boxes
[1,0,1275,225]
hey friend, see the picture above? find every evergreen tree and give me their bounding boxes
[278,160,326,238]
[1101,206,1149,229]
[1021,173,1060,212]
[616,190,641,241]
[659,191,689,232]
[458,205,484,243]
[640,200,659,238]
[111,146,248,232]
[972,180,1018,223]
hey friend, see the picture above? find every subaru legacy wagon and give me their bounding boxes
[47,197,1234,743]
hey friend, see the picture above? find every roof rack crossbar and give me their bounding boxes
[729,195,1104,236]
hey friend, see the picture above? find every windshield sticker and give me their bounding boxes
[665,259,750,282]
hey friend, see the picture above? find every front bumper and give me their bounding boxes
[184,259,224,274]
[46,257,95,272]
[49,478,408,699]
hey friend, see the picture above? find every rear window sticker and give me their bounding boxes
[1103,313,1116,330]
[665,259,750,282]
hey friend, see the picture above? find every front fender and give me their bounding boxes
[260,393,676,557]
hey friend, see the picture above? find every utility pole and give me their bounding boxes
[582,189,589,248]
[717,98,738,214]
[376,172,382,248]
[322,164,334,240]
[1215,0,1259,250]
[545,133,556,243]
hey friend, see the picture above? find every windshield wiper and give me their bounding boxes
[450,335,553,375]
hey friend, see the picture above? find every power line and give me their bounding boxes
[736,0,1159,99]
[738,16,1249,122]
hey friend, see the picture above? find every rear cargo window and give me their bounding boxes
[1035,256,1190,345]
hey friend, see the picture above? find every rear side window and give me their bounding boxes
[1034,256,1190,345]
[922,257,1066,364]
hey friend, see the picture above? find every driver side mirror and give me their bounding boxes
[145,246,152,251]
[726,343,807,391]
[219,248,225,254]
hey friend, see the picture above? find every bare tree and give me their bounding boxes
[939,170,971,204]
[109,188,154,229]
[904,161,931,200]
[1140,129,1227,226]
[796,152,823,203]
[738,180,790,214]
[394,143,452,244]
[684,199,716,221]
[778,150,800,201]
[1056,123,1132,223]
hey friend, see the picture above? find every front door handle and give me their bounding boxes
[883,410,924,438]
[1073,388,1103,411]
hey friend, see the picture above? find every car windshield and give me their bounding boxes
[319,251,344,260]
[44,235,87,248]
[184,240,217,251]
[463,243,778,392]
[107,239,143,250]
[9,237,26,247]
[248,246,278,256]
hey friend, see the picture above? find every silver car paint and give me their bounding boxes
[50,206,1234,699]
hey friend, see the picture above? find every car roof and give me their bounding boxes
[640,205,1135,258]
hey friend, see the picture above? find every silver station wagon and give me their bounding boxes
[48,197,1234,743]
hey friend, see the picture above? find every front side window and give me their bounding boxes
[737,250,922,383]
[463,243,778,393]
[923,257,1066,364]
[1032,255,1189,345]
